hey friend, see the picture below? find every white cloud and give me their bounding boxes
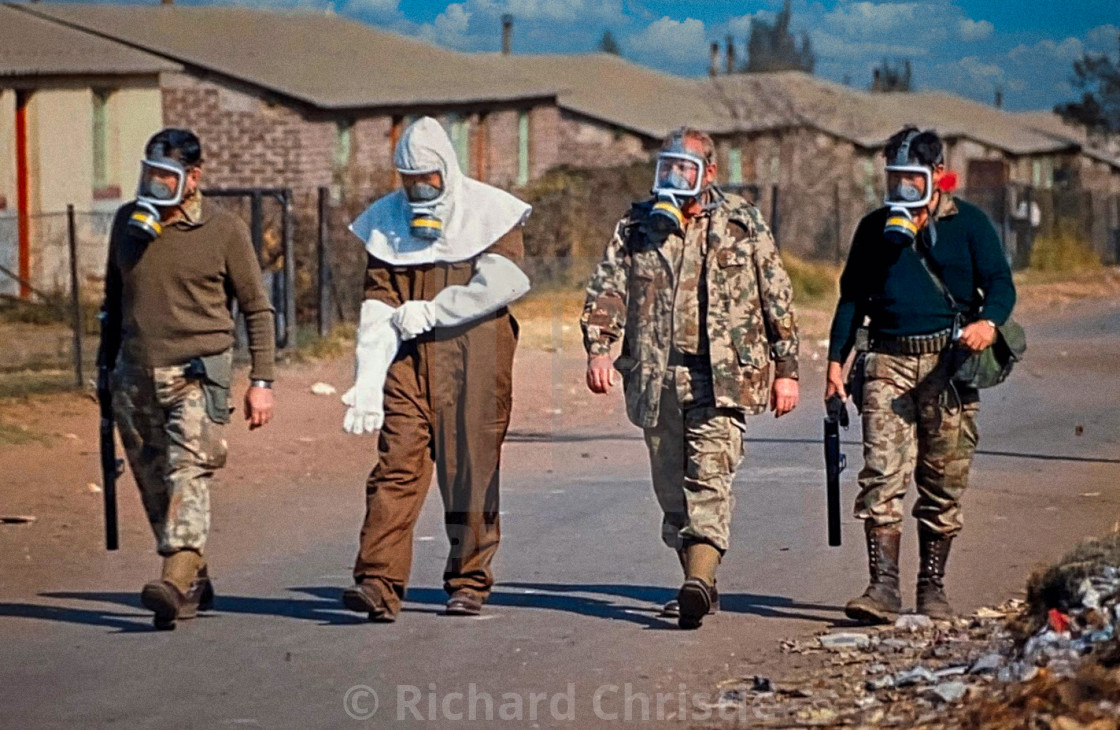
[503,0,625,24]
[625,16,707,65]
[1008,37,1084,63]
[417,2,473,48]
[958,18,993,42]
[725,11,763,38]
[342,0,400,17]
[1086,24,1120,52]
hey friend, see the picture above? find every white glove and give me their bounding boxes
[342,300,400,435]
[391,300,437,341]
[390,254,530,340]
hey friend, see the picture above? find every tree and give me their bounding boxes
[1055,41,1120,138]
[743,0,814,74]
[598,30,621,56]
[870,59,912,93]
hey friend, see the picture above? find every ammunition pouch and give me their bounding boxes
[189,351,233,425]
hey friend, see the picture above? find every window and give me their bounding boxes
[517,110,530,186]
[446,113,471,172]
[727,147,743,185]
[332,119,353,202]
[334,119,353,171]
[92,89,111,190]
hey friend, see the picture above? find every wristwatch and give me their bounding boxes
[982,319,997,329]
[250,379,273,389]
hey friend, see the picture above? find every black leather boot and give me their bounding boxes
[845,524,902,624]
[916,529,954,620]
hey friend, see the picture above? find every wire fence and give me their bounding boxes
[2,174,1118,394]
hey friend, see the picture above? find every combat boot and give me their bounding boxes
[141,549,203,630]
[661,582,719,618]
[678,542,721,630]
[916,529,954,620]
[845,524,902,624]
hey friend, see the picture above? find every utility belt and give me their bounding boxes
[868,328,953,356]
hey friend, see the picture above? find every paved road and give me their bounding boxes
[2,298,1119,729]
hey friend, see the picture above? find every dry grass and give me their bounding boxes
[1030,226,1103,273]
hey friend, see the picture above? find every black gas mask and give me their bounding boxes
[128,153,189,242]
[883,130,939,248]
[646,133,707,240]
[400,171,446,241]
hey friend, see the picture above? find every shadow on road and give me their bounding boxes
[2,583,847,632]
[402,583,847,629]
[0,588,368,632]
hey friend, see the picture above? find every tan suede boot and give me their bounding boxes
[678,543,722,630]
[141,550,203,630]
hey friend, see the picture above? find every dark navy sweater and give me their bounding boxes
[828,198,1016,363]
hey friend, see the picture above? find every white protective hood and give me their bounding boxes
[349,117,532,266]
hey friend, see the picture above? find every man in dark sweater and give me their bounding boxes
[97,129,276,629]
[826,126,1015,624]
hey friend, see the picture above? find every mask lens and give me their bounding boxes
[655,156,700,193]
[138,160,184,204]
[886,170,927,205]
[405,182,443,203]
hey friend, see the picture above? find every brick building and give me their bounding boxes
[15,3,562,219]
[0,5,175,296]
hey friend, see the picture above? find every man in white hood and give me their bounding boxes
[341,117,532,620]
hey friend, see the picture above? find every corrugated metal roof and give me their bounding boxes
[485,60,1089,159]
[480,54,739,139]
[13,3,556,110]
[1015,111,1120,169]
[702,73,1079,155]
[0,4,178,77]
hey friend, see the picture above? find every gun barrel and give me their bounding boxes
[825,419,843,547]
[100,417,119,551]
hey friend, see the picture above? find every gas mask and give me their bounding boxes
[647,134,707,239]
[128,155,189,242]
[882,130,939,248]
[400,170,446,241]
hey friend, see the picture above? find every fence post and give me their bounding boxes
[282,189,296,350]
[1024,185,1034,268]
[769,184,781,248]
[832,182,843,264]
[317,186,332,337]
[66,204,83,388]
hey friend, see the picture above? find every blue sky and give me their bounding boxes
[95,0,1120,111]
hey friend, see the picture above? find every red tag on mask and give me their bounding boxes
[937,171,959,193]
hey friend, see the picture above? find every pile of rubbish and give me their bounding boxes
[713,533,1120,728]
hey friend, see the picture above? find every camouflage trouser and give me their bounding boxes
[643,365,745,553]
[856,351,980,536]
[112,356,229,555]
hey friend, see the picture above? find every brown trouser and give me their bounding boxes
[353,313,517,616]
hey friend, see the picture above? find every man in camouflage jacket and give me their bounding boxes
[580,128,800,629]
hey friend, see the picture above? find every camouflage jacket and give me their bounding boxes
[580,192,799,428]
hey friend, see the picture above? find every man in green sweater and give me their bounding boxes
[97,129,276,629]
[826,126,1015,624]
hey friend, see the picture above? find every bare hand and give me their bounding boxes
[958,320,997,352]
[586,355,616,394]
[770,377,799,418]
[244,385,274,430]
[824,361,847,403]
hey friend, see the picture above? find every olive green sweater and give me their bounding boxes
[99,198,276,381]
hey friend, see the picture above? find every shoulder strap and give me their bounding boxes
[911,230,968,314]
